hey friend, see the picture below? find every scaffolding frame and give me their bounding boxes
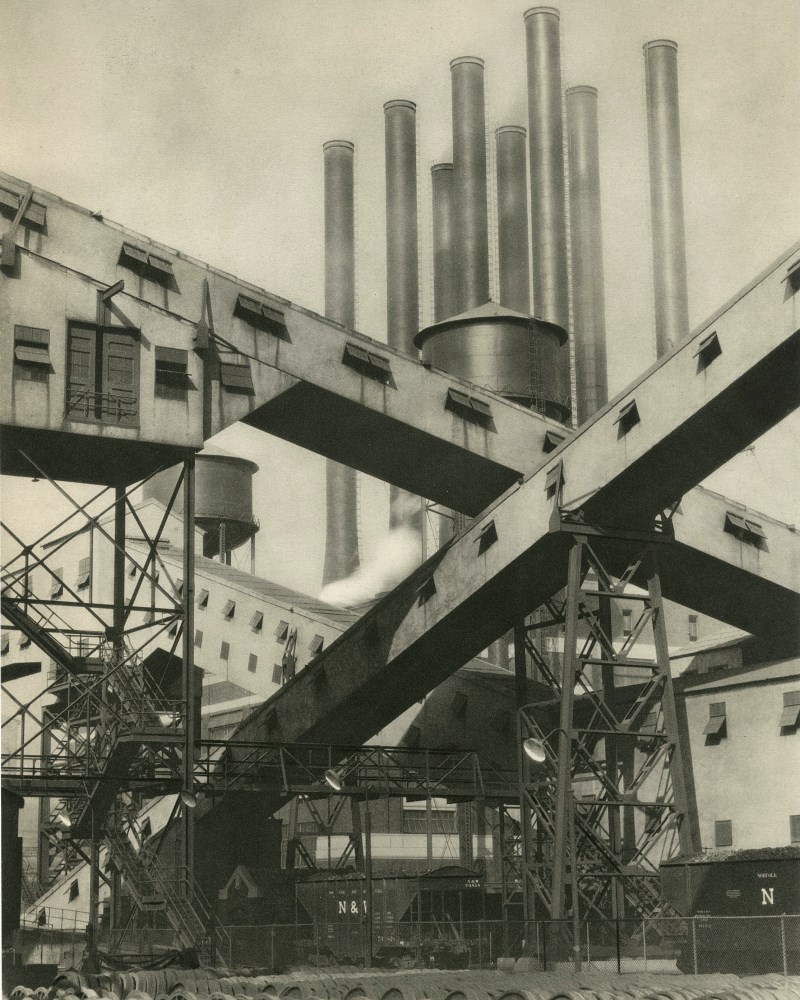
[1,453,204,962]
[514,509,697,924]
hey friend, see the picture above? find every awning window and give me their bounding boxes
[14,327,51,380]
[614,399,640,434]
[155,347,191,399]
[445,387,493,426]
[475,519,498,554]
[724,511,767,548]
[274,620,289,642]
[545,460,564,500]
[119,242,175,283]
[342,343,393,385]
[50,570,64,599]
[76,556,91,590]
[780,691,800,730]
[416,576,436,606]
[197,588,209,609]
[222,599,236,621]
[0,187,46,228]
[308,634,324,655]
[703,701,727,739]
[543,429,566,453]
[219,353,255,394]
[693,330,722,369]
[234,293,287,337]
[250,611,264,633]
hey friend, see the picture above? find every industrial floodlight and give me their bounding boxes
[179,789,198,809]
[522,737,548,765]
[323,768,344,792]
[54,811,72,830]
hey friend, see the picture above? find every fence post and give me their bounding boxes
[691,917,698,975]
[781,914,788,978]
[642,919,647,971]
[615,917,622,974]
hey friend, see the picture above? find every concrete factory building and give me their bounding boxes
[1,0,798,985]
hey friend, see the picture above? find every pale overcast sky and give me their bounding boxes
[1,0,799,595]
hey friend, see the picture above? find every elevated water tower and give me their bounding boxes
[142,446,260,569]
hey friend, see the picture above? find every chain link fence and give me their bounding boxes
[212,917,800,976]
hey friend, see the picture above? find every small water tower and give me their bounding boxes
[142,446,260,568]
[414,301,570,422]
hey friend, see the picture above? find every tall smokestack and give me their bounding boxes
[431,163,457,322]
[566,86,608,424]
[495,125,531,314]
[322,140,360,586]
[450,57,490,312]
[524,7,571,415]
[644,40,690,356]
[385,100,419,355]
[384,99,422,531]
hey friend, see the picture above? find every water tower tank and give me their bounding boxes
[142,446,259,560]
[414,301,569,422]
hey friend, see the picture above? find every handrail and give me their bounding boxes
[66,387,138,421]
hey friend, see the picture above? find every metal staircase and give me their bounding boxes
[2,573,224,962]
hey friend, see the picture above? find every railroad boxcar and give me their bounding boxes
[295,865,485,966]
[660,846,800,973]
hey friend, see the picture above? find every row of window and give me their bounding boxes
[195,589,325,654]
[715,816,800,848]
[703,693,800,743]
[192,628,298,685]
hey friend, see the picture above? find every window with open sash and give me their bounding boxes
[66,322,139,426]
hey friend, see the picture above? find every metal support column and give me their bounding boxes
[599,593,624,918]
[182,456,197,890]
[551,540,584,918]
[646,549,697,855]
[88,805,99,968]
[364,797,373,968]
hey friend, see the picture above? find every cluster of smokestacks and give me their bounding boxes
[321,9,690,593]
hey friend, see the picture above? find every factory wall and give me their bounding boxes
[1,249,203,454]
[676,656,800,851]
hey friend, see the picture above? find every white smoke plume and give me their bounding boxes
[320,494,423,608]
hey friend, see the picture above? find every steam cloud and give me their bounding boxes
[320,494,423,608]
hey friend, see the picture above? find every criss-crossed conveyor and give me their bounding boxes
[2,179,798,752]
[232,246,800,751]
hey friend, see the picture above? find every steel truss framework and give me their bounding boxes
[0,457,214,961]
[514,511,693,924]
